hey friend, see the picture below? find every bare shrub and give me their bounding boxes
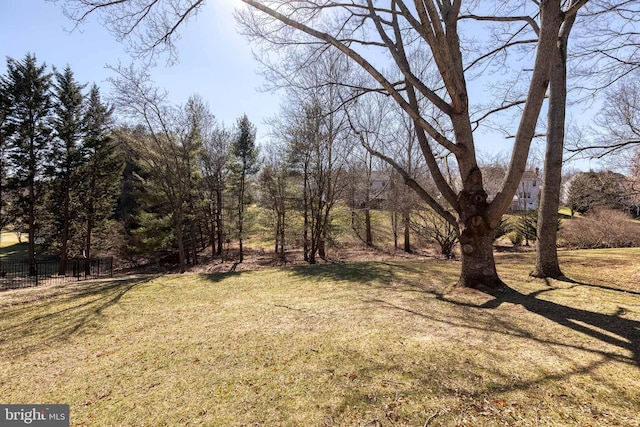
[559,209,640,249]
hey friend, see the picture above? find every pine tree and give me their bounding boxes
[1,53,53,273]
[0,82,9,231]
[231,115,259,263]
[80,85,122,265]
[48,65,86,274]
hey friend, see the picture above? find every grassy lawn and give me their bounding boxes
[0,231,28,258]
[1,249,639,426]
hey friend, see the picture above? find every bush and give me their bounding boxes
[559,209,640,249]
[515,211,537,245]
[509,231,524,246]
[493,217,513,241]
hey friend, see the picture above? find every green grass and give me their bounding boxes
[1,250,639,426]
[557,206,576,218]
[0,231,28,258]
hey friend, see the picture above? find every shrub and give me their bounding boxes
[493,217,513,241]
[411,209,458,258]
[515,211,537,245]
[509,231,524,246]
[559,209,640,249]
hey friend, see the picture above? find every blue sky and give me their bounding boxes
[0,0,280,136]
[1,0,597,170]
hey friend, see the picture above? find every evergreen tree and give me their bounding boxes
[515,211,538,246]
[48,65,86,274]
[80,85,122,264]
[0,82,9,231]
[1,53,53,272]
[231,115,259,263]
[181,95,206,265]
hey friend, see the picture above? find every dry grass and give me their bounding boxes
[0,231,27,258]
[1,249,639,426]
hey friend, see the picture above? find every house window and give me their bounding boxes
[532,180,537,187]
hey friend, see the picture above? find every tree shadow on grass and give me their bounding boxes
[435,284,640,367]
[555,275,640,296]
[287,261,428,286]
[0,242,28,258]
[0,276,154,356]
[286,261,640,366]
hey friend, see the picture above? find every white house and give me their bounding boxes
[481,166,541,211]
[511,168,541,211]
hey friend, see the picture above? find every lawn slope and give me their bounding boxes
[1,249,639,426]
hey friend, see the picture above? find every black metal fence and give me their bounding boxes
[0,257,114,290]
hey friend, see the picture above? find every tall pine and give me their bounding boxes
[0,80,9,231]
[49,65,86,274]
[80,85,122,264]
[231,115,259,263]
[1,54,52,272]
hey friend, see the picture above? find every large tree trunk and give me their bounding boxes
[534,12,576,279]
[457,176,504,290]
[458,222,502,289]
[535,81,565,278]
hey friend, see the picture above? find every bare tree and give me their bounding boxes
[59,0,571,289]
[459,1,587,278]
[534,0,640,277]
[238,0,569,289]
[574,75,640,162]
[288,97,348,264]
[110,65,200,272]
[200,121,232,258]
[259,144,290,258]
[571,0,640,93]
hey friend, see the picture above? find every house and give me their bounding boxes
[369,171,390,204]
[511,168,541,211]
[481,166,541,211]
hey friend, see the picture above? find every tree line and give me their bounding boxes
[7,0,640,288]
[0,56,262,274]
[0,53,120,275]
[0,52,456,273]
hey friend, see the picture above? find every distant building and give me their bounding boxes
[369,171,390,204]
[511,168,541,211]
[481,166,541,211]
